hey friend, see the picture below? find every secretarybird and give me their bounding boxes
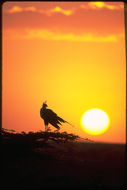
[40,101,74,131]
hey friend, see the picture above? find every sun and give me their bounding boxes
[81,108,110,135]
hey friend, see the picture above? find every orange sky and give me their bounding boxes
[2,2,126,143]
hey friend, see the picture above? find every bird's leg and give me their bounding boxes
[47,127,51,132]
[54,128,60,133]
[45,125,48,132]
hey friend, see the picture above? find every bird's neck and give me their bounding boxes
[42,106,47,110]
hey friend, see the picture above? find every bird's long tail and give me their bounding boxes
[65,121,75,128]
[57,116,75,128]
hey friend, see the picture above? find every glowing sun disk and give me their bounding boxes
[81,108,110,135]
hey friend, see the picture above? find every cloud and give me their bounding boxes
[6,5,40,13]
[8,6,23,13]
[24,6,37,12]
[5,2,123,16]
[4,29,122,43]
[80,2,123,10]
[49,6,73,16]
[3,3,124,36]
[5,5,73,16]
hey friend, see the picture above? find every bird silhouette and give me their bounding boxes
[40,101,74,131]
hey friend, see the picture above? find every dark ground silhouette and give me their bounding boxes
[1,128,126,189]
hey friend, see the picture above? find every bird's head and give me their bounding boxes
[42,101,48,108]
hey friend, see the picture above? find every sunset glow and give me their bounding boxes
[2,2,126,143]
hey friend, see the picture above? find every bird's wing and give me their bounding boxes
[45,109,75,127]
[45,109,58,120]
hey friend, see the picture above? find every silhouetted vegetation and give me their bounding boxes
[1,128,126,189]
[2,128,79,147]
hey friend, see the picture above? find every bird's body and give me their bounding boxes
[40,102,68,131]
